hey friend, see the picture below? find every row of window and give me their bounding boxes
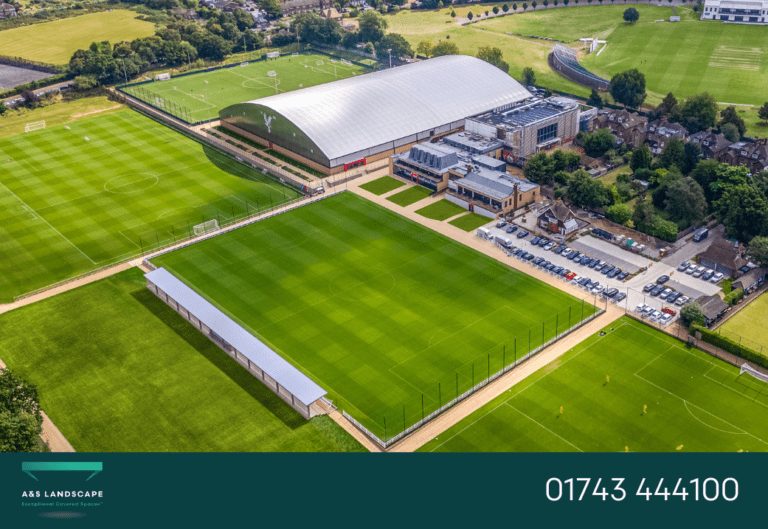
[537,123,559,144]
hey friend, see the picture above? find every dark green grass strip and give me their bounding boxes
[419,316,768,453]
[152,192,596,441]
[0,268,365,452]
[359,176,405,196]
[386,185,432,207]
[415,199,468,221]
[449,212,492,232]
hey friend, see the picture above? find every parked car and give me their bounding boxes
[659,288,673,300]
[594,261,605,272]
[567,251,580,261]
[643,306,655,317]
[561,248,572,257]
[553,266,564,275]
[636,303,647,313]
[660,313,672,324]
[710,272,724,283]
[675,296,690,306]
[604,288,619,298]
[544,242,556,251]
[693,266,705,278]
[607,268,621,278]
[566,272,577,280]
[524,253,534,261]
[686,264,697,275]
[701,269,714,281]
[591,285,605,295]
[678,261,690,272]
[506,225,517,234]
[643,283,656,293]
[651,310,663,320]
[617,271,629,280]
[517,230,529,238]
[662,307,676,316]
[531,236,541,245]
[601,265,615,275]
[657,275,670,284]
[538,238,549,247]
[666,291,680,303]
[650,285,664,296]
[561,269,571,277]
[615,292,627,302]
[533,257,544,265]
[496,221,507,228]
[554,245,566,254]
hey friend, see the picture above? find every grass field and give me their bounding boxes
[719,292,768,351]
[0,110,299,302]
[449,212,492,231]
[386,185,432,207]
[151,192,598,441]
[0,96,122,139]
[415,199,468,221]
[584,13,768,106]
[419,316,768,452]
[0,268,364,452]
[0,10,155,64]
[359,175,405,196]
[123,54,369,122]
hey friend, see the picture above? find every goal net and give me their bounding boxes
[25,121,45,133]
[193,219,219,236]
[316,60,324,66]
[341,59,352,66]
[240,62,248,67]
[267,70,277,77]
[291,52,299,57]
[740,363,768,384]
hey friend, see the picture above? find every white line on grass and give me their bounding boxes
[506,403,584,452]
[682,401,745,435]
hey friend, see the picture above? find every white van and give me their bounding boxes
[495,235,513,248]
[477,227,492,240]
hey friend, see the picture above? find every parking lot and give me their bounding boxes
[569,237,650,274]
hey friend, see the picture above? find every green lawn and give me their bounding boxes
[151,192,598,442]
[0,268,365,452]
[386,185,432,206]
[0,96,123,139]
[419,316,768,452]
[720,291,768,351]
[584,16,768,106]
[0,110,299,302]
[415,199,468,221]
[449,212,492,231]
[359,175,406,196]
[0,10,155,65]
[123,54,369,123]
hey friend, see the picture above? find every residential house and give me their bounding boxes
[645,119,688,155]
[688,130,732,160]
[281,0,324,15]
[698,294,729,327]
[593,109,648,148]
[537,202,579,235]
[697,238,746,277]
[721,139,768,175]
[0,2,16,19]
[732,267,766,295]
[320,6,343,21]
[171,8,197,19]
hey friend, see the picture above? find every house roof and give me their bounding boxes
[698,294,728,320]
[733,267,766,290]
[697,238,746,270]
[538,203,574,223]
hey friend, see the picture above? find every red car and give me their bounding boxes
[565,272,577,280]
[662,307,676,316]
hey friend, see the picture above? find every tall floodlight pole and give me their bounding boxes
[387,48,392,69]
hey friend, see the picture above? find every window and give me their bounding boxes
[537,123,558,144]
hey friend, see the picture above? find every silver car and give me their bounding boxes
[686,264,697,275]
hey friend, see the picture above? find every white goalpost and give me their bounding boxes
[316,60,324,66]
[740,363,768,384]
[25,121,45,133]
[193,219,219,236]
[341,59,352,66]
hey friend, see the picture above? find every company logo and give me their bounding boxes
[22,462,102,482]
[262,112,275,133]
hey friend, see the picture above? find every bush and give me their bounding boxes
[681,302,705,327]
[691,324,768,369]
[723,288,744,306]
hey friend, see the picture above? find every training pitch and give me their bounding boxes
[152,192,598,441]
[0,110,299,302]
[0,268,365,452]
[123,54,369,122]
[719,291,768,352]
[420,317,768,452]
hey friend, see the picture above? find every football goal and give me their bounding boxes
[267,70,277,77]
[316,60,324,66]
[341,59,352,66]
[240,62,248,67]
[266,51,280,59]
[25,121,45,133]
[291,52,299,57]
[740,363,768,384]
[193,219,220,236]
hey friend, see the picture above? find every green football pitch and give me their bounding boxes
[0,268,365,452]
[123,54,369,123]
[0,110,299,302]
[151,192,598,441]
[584,16,768,105]
[419,317,768,452]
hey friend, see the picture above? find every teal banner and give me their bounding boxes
[21,462,102,481]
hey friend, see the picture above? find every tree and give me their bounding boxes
[432,40,459,56]
[679,92,718,133]
[379,33,414,59]
[503,3,509,12]
[552,150,581,172]
[609,69,646,108]
[606,203,633,225]
[690,159,721,204]
[522,3,528,10]
[715,184,768,241]
[623,6,639,22]
[416,39,434,58]
[586,88,603,109]
[20,90,39,108]
[630,144,653,172]
[532,0,537,8]
[513,2,518,10]
[493,5,500,13]
[363,41,375,55]
[680,302,705,328]
[759,102,768,124]
[656,92,678,117]
[451,9,456,17]
[747,236,768,265]
[523,152,554,185]
[358,10,388,43]
[0,368,45,453]
[521,66,536,86]
[718,105,746,138]
[581,128,617,158]
[681,141,703,175]
[72,75,99,91]
[477,46,509,73]
[720,122,739,143]
[566,169,614,209]
[664,178,708,226]
[260,0,282,18]
[0,102,6,117]
[466,10,473,19]
[659,137,686,172]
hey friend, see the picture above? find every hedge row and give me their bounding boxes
[723,288,744,307]
[691,324,768,370]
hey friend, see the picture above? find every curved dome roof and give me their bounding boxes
[242,55,531,163]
